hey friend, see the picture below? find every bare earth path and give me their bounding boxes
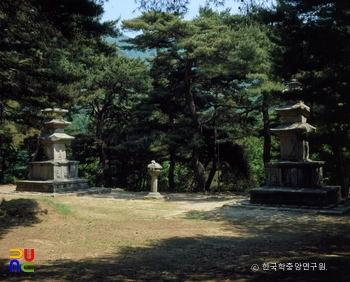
[0,184,350,281]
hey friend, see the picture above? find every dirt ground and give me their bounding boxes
[1,184,350,281]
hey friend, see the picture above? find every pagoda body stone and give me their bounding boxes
[16,108,91,193]
[250,81,340,206]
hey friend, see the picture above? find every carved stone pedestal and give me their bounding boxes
[265,161,324,188]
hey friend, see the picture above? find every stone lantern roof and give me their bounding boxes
[148,160,162,172]
[41,108,68,115]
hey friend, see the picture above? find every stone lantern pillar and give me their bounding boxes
[144,160,164,199]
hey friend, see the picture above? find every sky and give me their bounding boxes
[101,0,240,37]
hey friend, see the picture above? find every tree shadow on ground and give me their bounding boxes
[1,197,350,281]
[0,198,43,239]
[183,206,350,254]
[1,234,349,281]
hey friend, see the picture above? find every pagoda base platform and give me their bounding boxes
[16,179,91,193]
[250,186,340,206]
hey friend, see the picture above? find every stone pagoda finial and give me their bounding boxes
[282,78,303,93]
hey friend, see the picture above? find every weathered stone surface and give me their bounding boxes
[249,81,341,206]
[250,186,340,206]
[144,160,164,199]
[28,160,79,180]
[143,192,165,200]
[16,108,91,193]
[265,161,324,188]
[271,100,315,162]
[16,179,91,193]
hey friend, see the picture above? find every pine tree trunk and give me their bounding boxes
[96,140,106,187]
[168,147,176,192]
[184,59,206,192]
[95,113,105,187]
[205,161,216,191]
[205,126,217,191]
[0,145,4,182]
[262,92,271,167]
[0,105,3,182]
[335,141,348,198]
[192,149,205,192]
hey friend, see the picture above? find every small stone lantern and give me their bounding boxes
[144,160,164,199]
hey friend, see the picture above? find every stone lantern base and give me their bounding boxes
[143,192,165,200]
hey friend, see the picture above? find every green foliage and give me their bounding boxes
[134,0,271,14]
[0,0,117,109]
[106,36,156,60]
[241,137,265,187]
[1,145,29,184]
[158,161,192,192]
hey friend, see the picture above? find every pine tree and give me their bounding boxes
[72,53,151,187]
[123,8,276,191]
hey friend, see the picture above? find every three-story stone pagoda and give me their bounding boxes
[250,81,340,206]
[16,108,91,193]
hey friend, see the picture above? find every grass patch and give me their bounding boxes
[40,198,75,215]
[185,210,204,220]
[184,210,219,221]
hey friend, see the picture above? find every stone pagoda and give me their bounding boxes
[16,108,91,193]
[250,80,340,206]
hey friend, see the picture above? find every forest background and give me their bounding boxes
[0,0,349,197]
